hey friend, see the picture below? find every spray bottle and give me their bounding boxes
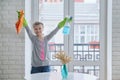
[63,16,72,35]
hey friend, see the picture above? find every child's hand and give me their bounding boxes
[58,17,68,29]
[67,16,72,23]
[58,17,72,29]
[23,18,28,27]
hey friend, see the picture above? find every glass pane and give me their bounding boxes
[73,44,100,61]
[74,66,99,77]
[39,0,64,58]
[73,0,100,79]
[39,0,64,71]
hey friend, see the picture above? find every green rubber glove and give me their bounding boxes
[23,18,28,27]
[58,17,73,29]
[58,17,68,29]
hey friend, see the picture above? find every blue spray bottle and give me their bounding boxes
[63,16,72,35]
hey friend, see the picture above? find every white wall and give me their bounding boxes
[112,0,120,80]
[0,0,25,80]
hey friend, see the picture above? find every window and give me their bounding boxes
[27,0,111,80]
[39,0,101,78]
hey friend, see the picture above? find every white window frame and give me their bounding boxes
[25,0,32,80]
[99,0,112,80]
[107,0,112,80]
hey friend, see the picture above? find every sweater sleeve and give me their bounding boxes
[25,26,34,42]
[46,27,60,41]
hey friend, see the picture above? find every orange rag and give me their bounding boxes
[15,10,24,34]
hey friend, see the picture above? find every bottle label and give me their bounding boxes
[63,26,70,35]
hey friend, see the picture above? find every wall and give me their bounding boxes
[112,0,120,80]
[0,0,25,80]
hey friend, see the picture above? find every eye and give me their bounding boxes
[35,28,37,30]
[39,28,41,30]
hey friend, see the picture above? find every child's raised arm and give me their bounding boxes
[23,18,34,42]
[46,17,68,41]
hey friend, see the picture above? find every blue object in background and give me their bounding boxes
[61,64,68,80]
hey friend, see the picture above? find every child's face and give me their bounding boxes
[33,24,43,36]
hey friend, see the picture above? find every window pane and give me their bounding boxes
[73,0,100,79]
[39,0,64,59]
[74,66,99,77]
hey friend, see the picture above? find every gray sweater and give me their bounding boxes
[25,26,59,67]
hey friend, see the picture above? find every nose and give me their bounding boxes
[37,29,40,31]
